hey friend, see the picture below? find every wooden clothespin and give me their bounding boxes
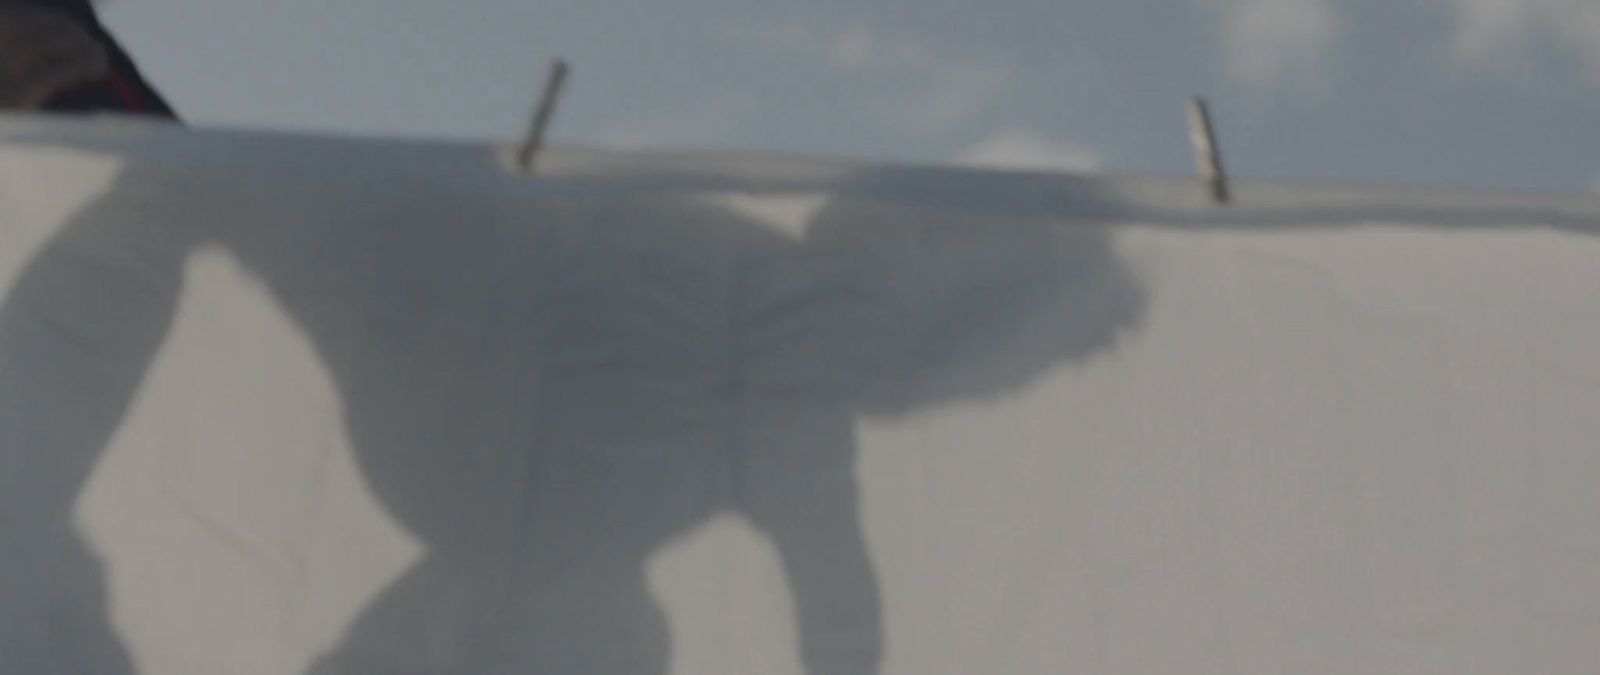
[514,59,571,174]
[1187,96,1230,204]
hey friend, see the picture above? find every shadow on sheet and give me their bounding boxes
[0,160,1145,674]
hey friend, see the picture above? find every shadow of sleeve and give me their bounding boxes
[739,409,883,675]
[0,183,191,673]
[803,196,1146,415]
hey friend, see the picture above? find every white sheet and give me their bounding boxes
[2,116,1598,674]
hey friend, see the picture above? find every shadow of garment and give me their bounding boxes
[0,194,189,675]
[0,156,1145,674]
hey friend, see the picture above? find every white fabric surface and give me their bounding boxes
[2,116,1598,674]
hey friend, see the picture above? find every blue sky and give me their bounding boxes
[101,0,1600,193]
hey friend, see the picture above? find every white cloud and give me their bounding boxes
[1442,0,1600,80]
[1209,0,1341,89]
[959,128,1101,173]
[823,24,952,73]
[878,63,1014,135]
[723,21,939,72]
[722,21,1012,134]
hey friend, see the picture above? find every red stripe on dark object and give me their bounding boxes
[107,72,148,113]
